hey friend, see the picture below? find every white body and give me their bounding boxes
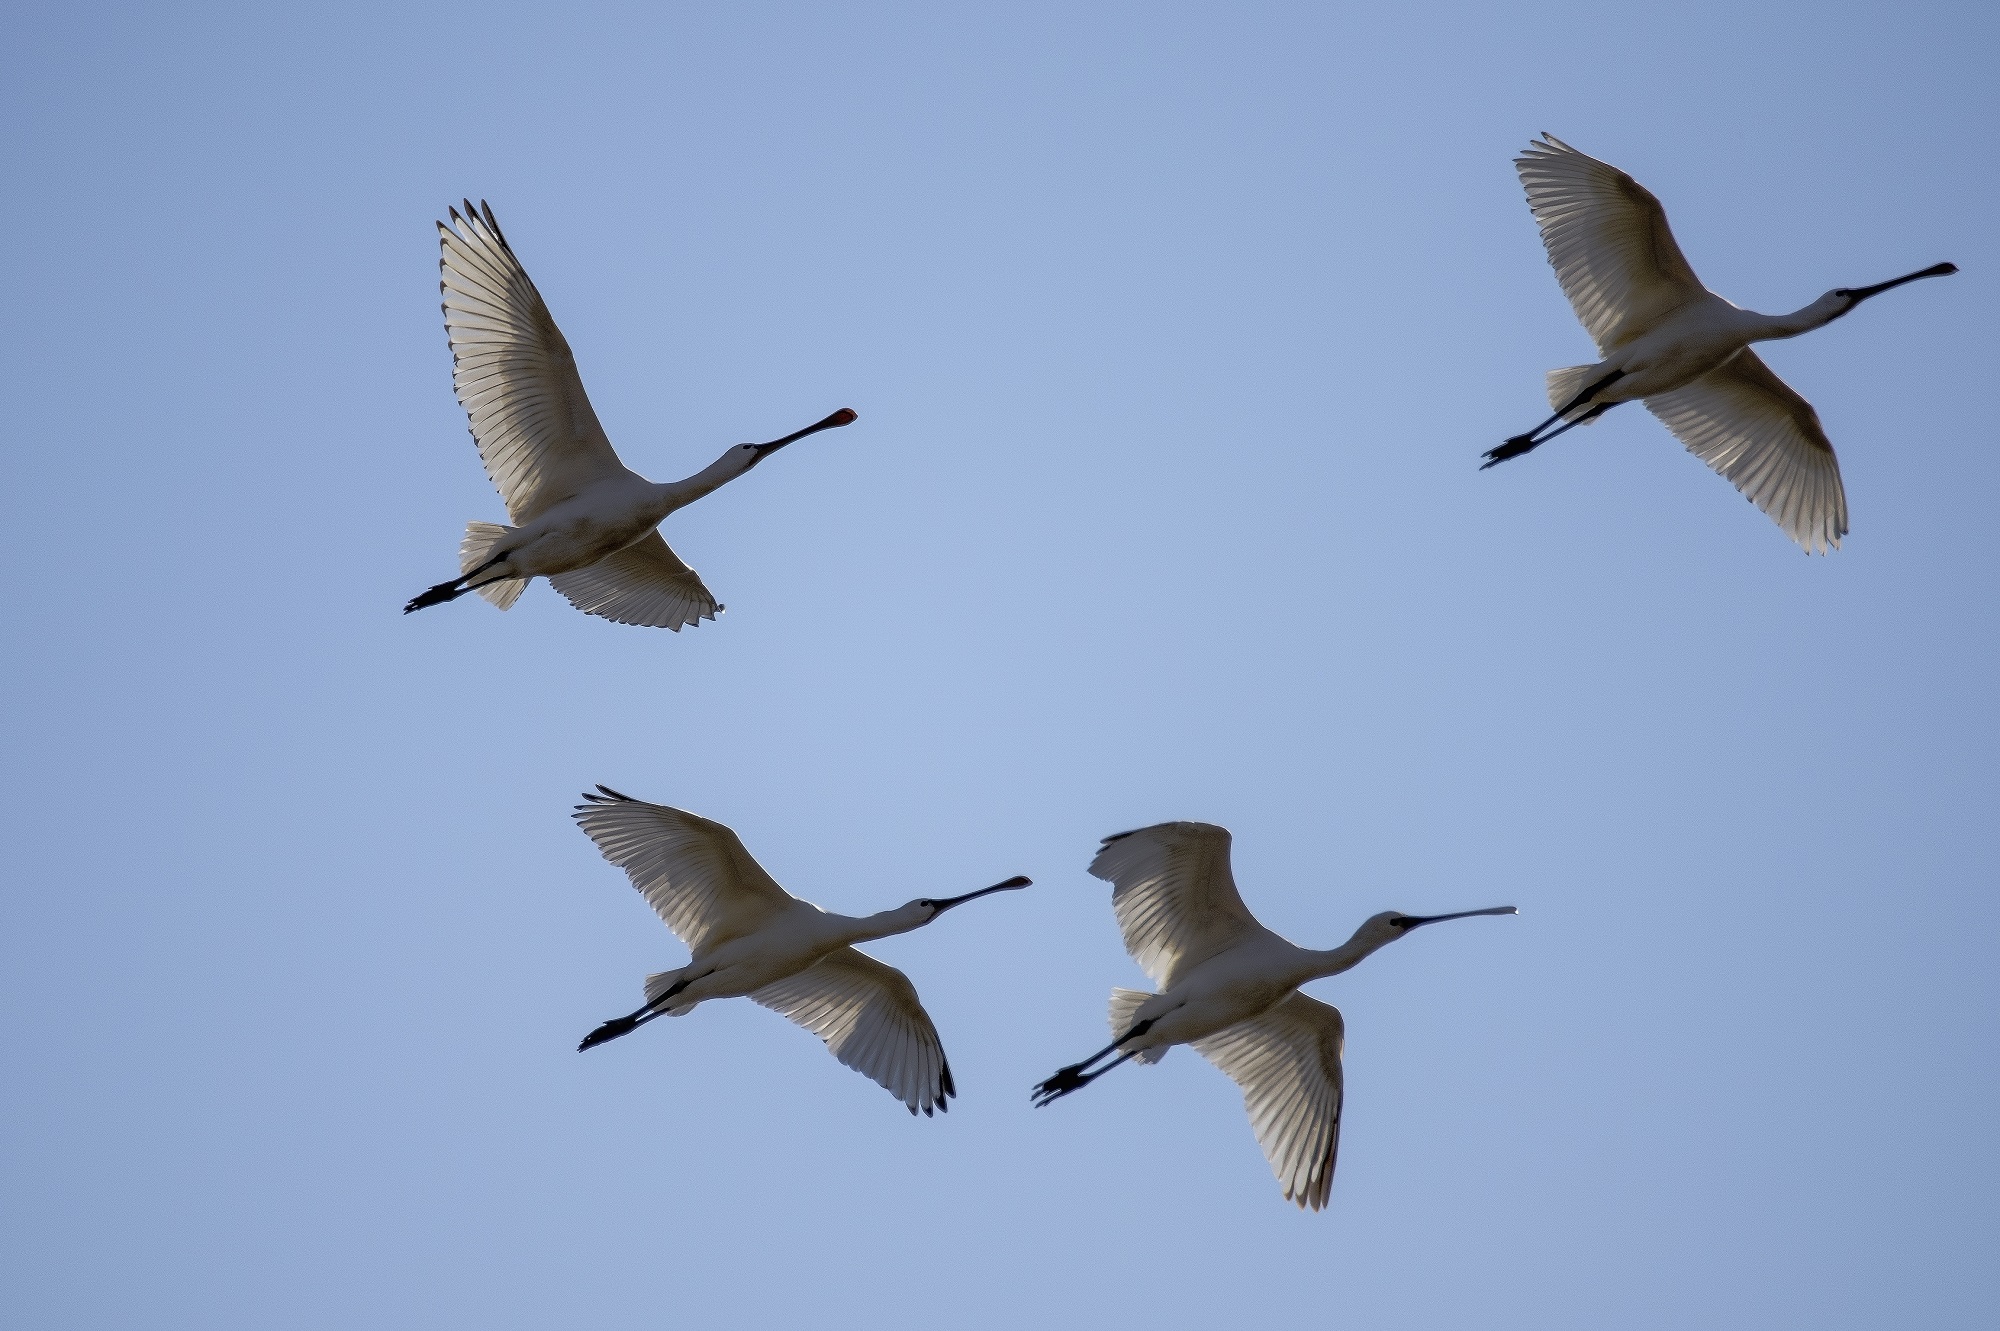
[1578,297,1835,406]
[1115,928,1361,1055]
[573,789,1020,1115]
[638,890,936,1014]
[1511,135,1950,554]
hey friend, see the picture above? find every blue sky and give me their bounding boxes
[4,2,1997,1327]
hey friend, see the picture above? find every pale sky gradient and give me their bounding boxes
[4,3,1997,1327]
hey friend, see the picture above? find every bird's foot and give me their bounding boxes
[1030,1063,1094,1108]
[1480,434,1540,470]
[403,580,465,614]
[578,1016,640,1052]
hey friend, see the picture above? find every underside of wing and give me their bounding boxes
[439,202,629,523]
[1192,993,1345,1211]
[752,948,955,1116]
[1088,822,1261,989]
[1516,135,1706,353]
[546,532,720,629]
[1644,349,1848,553]
[572,789,796,953]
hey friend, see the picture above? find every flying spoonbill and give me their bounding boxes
[1032,821,1514,1209]
[405,201,856,625]
[1484,135,1956,553]
[573,787,1029,1115]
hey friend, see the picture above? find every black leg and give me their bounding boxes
[1485,401,1615,468]
[403,578,470,613]
[1484,370,1625,468]
[1032,1052,1137,1107]
[403,550,514,615]
[1029,1019,1154,1105]
[577,973,708,1051]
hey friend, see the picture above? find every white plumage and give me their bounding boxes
[1033,821,1513,1210]
[572,787,1028,1116]
[1488,135,1955,553]
[406,201,855,623]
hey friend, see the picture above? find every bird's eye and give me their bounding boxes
[917,899,935,909]
[1832,289,1853,299]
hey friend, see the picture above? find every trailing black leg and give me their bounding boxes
[403,550,513,615]
[1484,369,1625,468]
[577,972,708,1051]
[1029,1018,1154,1105]
[403,578,470,613]
[578,1011,648,1051]
[1032,1052,1137,1107]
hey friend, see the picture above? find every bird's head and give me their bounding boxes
[1356,906,1518,956]
[1821,261,1958,324]
[723,407,859,475]
[902,875,1033,924]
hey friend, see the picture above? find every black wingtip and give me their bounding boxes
[1100,828,1140,844]
[479,200,506,246]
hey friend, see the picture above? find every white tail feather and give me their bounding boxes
[1545,365,1607,422]
[459,521,528,610]
[643,970,696,1016]
[1108,987,1169,1065]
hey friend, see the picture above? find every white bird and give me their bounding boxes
[405,201,856,625]
[572,786,1029,1115]
[1485,135,1956,553]
[1032,821,1514,1209]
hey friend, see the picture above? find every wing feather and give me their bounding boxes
[752,949,955,1116]
[1644,349,1848,553]
[1516,135,1706,353]
[440,202,631,523]
[1192,993,1345,1211]
[571,790,795,953]
[547,532,721,629]
[1087,822,1262,989]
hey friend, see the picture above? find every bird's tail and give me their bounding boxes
[459,522,528,609]
[1108,988,1169,1065]
[643,969,698,1017]
[1545,365,1610,423]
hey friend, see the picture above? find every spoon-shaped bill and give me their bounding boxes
[1392,906,1519,930]
[1847,262,1958,303]
[930,875,1032,913]
[751,407,859,460]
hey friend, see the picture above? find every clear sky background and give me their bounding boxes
[4,2,1997,1327]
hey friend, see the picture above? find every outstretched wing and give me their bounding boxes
[572,788,795,953]
[1192,993,1345,1211]
[1088,822,1262,989]
[1516,135,1707,353]
[1645,349,1848,554]
[751,947,956,1116]
[547,532,721,629]
[439,202,632,523]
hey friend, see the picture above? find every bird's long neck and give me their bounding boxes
[652,453,746,515]
[1743,296,1844,342]
[822,907,923,948]
[1296,926,1396,985]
